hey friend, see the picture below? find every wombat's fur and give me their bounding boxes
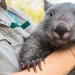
[0,0,7,11]
[20,0,75,75]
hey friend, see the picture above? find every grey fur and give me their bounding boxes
[0,0,7,11]
[20,0,75,74]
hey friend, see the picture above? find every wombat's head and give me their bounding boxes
[40,0,75,47]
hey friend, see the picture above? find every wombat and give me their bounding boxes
[20,0,75,75]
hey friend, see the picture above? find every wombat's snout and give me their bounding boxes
[53,22,70,39]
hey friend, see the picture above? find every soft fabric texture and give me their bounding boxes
[0,6,36,75]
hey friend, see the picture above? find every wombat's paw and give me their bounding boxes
[20,58,45,72]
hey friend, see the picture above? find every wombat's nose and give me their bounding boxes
[54,22,67,37]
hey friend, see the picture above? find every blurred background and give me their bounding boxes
[6,0,75,25]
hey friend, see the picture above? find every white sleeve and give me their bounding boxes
[0,33,20,75]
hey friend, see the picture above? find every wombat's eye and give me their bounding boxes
[50,11,53,17]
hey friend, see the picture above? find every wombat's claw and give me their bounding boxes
[42,58,45,64]
[31,60,36,72]
[26,61,31,72]
[36,59,42,71]
[20,62,26,70]
[20,61,31,71]
[20,58,45,72]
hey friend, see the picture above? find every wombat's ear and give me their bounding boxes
[0,0,7,11]
[43,0,52,11]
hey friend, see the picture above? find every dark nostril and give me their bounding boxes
[54,22,67,37]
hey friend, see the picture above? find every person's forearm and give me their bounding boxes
[10,46,75,75]
[70,45,75,59]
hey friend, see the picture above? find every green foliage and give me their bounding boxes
[6,0,45,25]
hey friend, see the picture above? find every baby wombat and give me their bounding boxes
[20,0,75,75]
